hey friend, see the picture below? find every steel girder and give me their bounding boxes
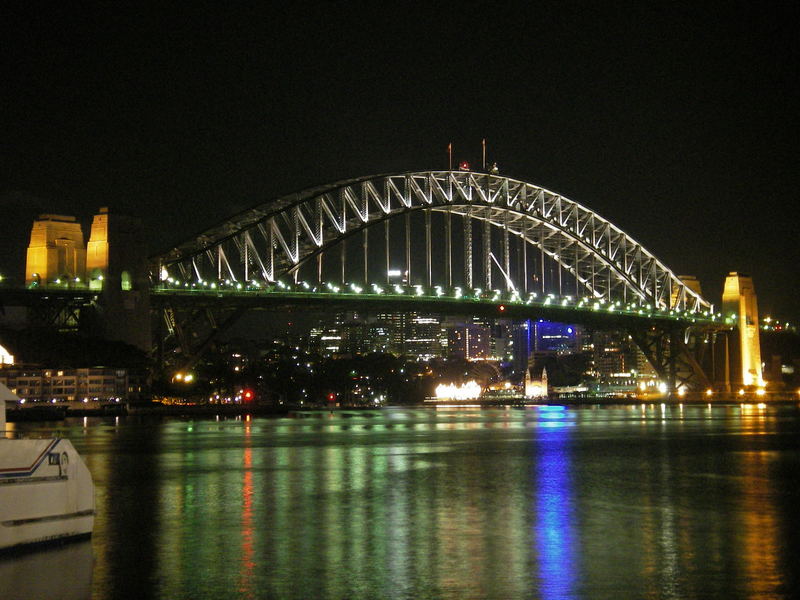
[158,303,248,372]
[628,324,714,392]
[153,171,711,312]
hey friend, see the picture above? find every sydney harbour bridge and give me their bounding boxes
[147,170,730,393]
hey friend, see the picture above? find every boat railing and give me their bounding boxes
[1,429,65,441]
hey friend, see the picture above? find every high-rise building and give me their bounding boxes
[375,312,407,354]
[511,320,532,375]
[533,320,580,354]
[405,314,442,360]
[448,323,491,360]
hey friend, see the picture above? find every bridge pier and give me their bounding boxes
[722,272,764,389]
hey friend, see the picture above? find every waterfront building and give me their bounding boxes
[524,365,548,397]
[0,366,144,402]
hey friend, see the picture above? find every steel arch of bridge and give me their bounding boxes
[154,171,711,312]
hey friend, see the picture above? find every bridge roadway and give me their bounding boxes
[150,282,727,330]
[0,287,99,307]
[1,284,729,329]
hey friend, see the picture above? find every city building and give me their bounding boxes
[533,320,581,354]
[511,320,533,375]
[0,366,145,402]
[448,322,491,360]
[404,314,442,361]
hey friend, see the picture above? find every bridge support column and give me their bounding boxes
[87,208,151,351]
[425,210,432,287]
[363,228,368,285]
[445,209,452,288]
[483,216,491,290]
[540,231,546,295]
[503,215,510,291]
[340,239,346,285]
[405,212,411,284]
[464,209,472,289]
[385,219,390,285]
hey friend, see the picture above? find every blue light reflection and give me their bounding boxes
[534,415,578,599]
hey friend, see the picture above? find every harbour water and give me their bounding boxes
[3,403,800,599]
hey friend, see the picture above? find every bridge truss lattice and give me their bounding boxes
[155,171,711,313]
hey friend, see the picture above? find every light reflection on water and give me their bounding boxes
[3,404,799,599]
[534,419,577,600]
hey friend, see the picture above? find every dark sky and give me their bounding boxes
[2,2,798,319]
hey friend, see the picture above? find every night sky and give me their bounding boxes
[2,3,798,319]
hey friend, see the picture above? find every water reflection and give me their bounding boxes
[9,404,797,599]
[0,540,93,600]
[533,415,578,599]
[238,418,255,599]
[738,406,782,600]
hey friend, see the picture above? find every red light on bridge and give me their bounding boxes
[498,304,506,312]
[459,161,471,171]
[243,389,254,402]
[327,393,337,403]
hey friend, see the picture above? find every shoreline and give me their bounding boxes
[5,396,799,421]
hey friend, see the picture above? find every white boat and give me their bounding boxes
[1,383,95,552]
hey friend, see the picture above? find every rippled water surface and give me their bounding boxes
[5,404,800,599]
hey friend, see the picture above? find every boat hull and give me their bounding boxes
[0,438,95,551]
